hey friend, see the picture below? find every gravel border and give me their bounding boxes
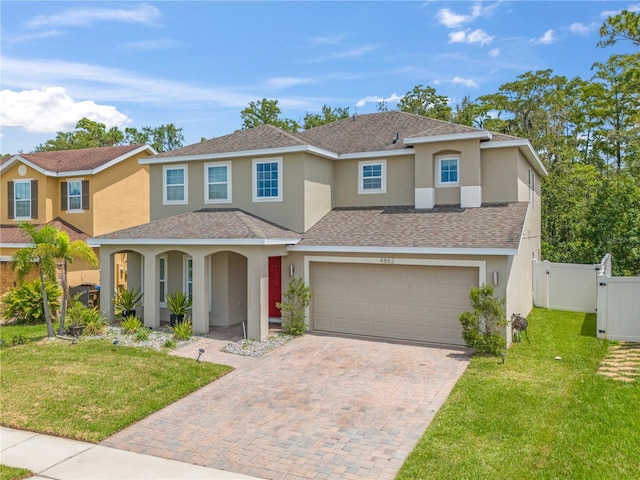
[83,326,297,356]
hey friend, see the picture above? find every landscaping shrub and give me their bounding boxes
[459,284,507,356]
[120,315,143,334]
[0,280,60,324]
[169,318,192,340]
[134,328,151,342]
[163,339,177,349]
[66,297,108,336]
[276,277,312,336]
[10,333,30,346]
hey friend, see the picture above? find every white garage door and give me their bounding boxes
[311,262,478,345]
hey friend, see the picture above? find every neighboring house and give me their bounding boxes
[0,145,155,297]
[90,111,546,345]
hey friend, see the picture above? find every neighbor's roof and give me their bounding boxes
[1,144,155,175]
[89,208,301,245]
[290,203,528,253]
[0,218,89,246]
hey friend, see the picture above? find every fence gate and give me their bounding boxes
[597,255,640,342]
[532,260,597,312]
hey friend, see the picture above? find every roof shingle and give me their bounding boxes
[13,145,148,173]
[0,218,89,244]
[297,203,528,250]
[92,209,301,241]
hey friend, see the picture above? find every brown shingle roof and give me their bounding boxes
[15,145,149,172]
[155,111,496,158]
[155,125,307,158]
[0,218,89,244]
[92,209,301,241]
[297,111,481,154]
[296,203,528,251]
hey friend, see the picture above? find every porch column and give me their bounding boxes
[247,252,269,341]
[191,251,208,334]
[143,252,159,329]
[99,247,114,320]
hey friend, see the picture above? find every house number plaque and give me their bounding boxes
[379,258,395,264]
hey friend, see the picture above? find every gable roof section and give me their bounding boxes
[88,208,301,246]
[1,144,155,176]
[296,111,481,154]
[290,203,528,255]
[0,218,89,247]
[153,125,308,159]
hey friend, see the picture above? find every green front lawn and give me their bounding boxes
[0,324,232,442]
[0,465,32,480]
[397,308,640,479]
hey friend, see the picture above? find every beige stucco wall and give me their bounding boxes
[481,147,519,203]
[150,152,307,232]
[303,155,333,231]
[332,154,414,207]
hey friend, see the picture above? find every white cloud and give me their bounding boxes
[532,29,556,44]
[1,57,255,108]
[266,77,314,89]
[4,30,61,43]
[449,29,494,46]
[450,76,479,88]
[569,22,592,35]
[601,3,640,17]
[306,44,380,63]
[309,34,349,45]
[436,2,502,27]
[0,87,130,133]
[28,4,160,28]
[437,8,471,28]
[355,93,402,108]
[489,47,501,57]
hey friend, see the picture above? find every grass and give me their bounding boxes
[0,323,233,443]
[0,465,32,480]
[397,308,640,480]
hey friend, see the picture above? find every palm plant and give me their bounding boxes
[10,223,60,337]
[10,223,98,337]
[113,286,144,318]
[55,231,98,335]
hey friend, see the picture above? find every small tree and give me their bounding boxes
[459,284,507,355]
[276,277,312,336]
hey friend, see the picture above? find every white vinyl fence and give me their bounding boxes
[596,254,640,342]
[533,255,640,342]
[532,260,598,313]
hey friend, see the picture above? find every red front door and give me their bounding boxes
[268,256,282,317]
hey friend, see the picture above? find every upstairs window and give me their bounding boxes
[163,165,187,204]
[438,157,459,186]
[68,180,82,211]
[358,160,386,194]
[205,162,231,203]
[7,180,38,220]
[61,180,89,212]
[253,158,282,202]
[529,168,536,210]
[14,181,32,218]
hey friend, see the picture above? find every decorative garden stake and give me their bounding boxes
[197,348,205,362]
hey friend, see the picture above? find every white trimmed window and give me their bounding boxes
[529,168,536,210]
[184,256,193,300]
[253,158,282,202]
[67,180,82,211]
[13,180,32,219]
[358,160,386,194]
[159,255,167,305]
[437,157,459,186]
[205,162,231,203]
[163,165,188,204]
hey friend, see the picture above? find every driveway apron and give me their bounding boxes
[101,334,469,480]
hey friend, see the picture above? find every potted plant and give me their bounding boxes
[113,287,143,319]
[166,290,192,327]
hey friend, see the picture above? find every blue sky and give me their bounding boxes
[1,1,636,154]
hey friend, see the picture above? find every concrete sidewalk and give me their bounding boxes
[0,427,263,480]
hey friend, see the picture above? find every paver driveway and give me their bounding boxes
[102,334,470,480]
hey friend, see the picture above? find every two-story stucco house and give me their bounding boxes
[90,111,546,345]
[0,145,155,296]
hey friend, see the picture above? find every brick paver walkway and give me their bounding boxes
[102,334,470,480]
[598,342,640,382]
